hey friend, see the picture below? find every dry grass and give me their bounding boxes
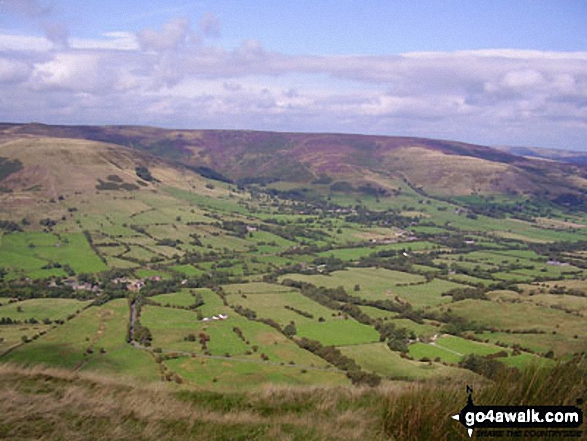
[381,361,587,440]
[1,358,586,440]
[0,363,388,440]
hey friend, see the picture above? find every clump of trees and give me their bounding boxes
[284,305,313,319]
[0,220,23,232]
[376,322,415,353]
[442,287,488,302]
[133,323,152,346]
[135,166,155,182]
[296,337,381,386]
[283,322,297,337]
[459,354,510,379]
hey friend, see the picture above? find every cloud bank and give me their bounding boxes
[0,15,585,149]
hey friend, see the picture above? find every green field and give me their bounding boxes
[407,334,526,365]
[151,289,199,307]
[408,342,462,364]
[316,241,438,261]
[3,126,587,396]
[280,267,423,292]
[141,304,332,366]
[4,299,158,380]
[0,232,107,278]
[0,298,91,322]
[164,356,349,391]
[0,323,51,354]
[280,268,462,308]
[296,319,380,346]
[338,342,461,379]
[224,282,341,326]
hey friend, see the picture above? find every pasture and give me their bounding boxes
[0,232,107,278]
[338,342,461,380]
[141,304,331,366]
[4,299,158,381]
[0,298,91,322]
[164,356,349,391]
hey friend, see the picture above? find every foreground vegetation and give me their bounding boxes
[0,360,584,440]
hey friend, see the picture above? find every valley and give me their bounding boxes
[1,124,587,439]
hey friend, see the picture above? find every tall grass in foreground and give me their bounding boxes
[0,361,585,440]
[382,360,587,440]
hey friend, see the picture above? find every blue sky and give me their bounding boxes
[0,0,586,149]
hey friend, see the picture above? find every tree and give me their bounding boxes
[283,322,297,337]
[135,166,154,182]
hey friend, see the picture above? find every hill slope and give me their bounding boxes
[496,145,587,166]
[2,123,587,198]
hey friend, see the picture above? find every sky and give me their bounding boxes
[0,1,586,150]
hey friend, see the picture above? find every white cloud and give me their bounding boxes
[0,33,53,51]
[0,57,32,82]
[0,21,586,149]
[31,53,94,89]
[138,17,194,52]
[70,32,139,51]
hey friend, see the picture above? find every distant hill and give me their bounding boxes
[496,145,587,166]
[2,123,587,201]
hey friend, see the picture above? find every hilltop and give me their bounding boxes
[496,145,587,166]
[2,123,587,200]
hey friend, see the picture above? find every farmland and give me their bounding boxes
[1,124,587,441]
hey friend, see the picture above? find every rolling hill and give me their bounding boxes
[496,145,587,166]
[2,123,587,440]
[2,123,587,200]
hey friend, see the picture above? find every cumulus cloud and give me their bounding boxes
[70,32,139,51]
[138,18,193,51]
[0,33,53,51]
[0,57,32,83]
[31,53,101,90]
[0,16,586,149]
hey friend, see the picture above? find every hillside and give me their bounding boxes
[1,360,584,441]
[2,123,587,440]
[496,145,587,166]
[2,123,587,199]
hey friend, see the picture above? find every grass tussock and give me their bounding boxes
[0,361,586,440]
[381,360,587,441]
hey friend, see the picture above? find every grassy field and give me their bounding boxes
[165,356,349,391]
[0,298,91,322]
[1,358,584,441]
[3,127,587,412]
[408,342,463,364]
[141,304,333,367]
[434,298,587,356]
[4,299,159,380]
[338,342,462,379]
[0,232,107,278]
[316,241,438,261]
[281,270,462,308]
[224,282,341,325]
[151,289,199,308]
[295,320,380,346]
[0,323,51,354]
